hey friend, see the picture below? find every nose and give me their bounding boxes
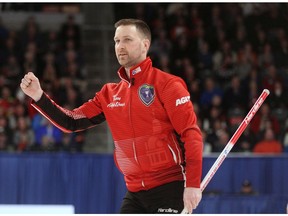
[116,44,126,55]
[116,41,125,50]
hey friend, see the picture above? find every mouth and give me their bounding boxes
[118,53,127,57]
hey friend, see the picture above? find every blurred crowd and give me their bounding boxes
[0,3,288,154]
[0,14,86,152]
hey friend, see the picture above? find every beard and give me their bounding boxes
[117,54,141,68]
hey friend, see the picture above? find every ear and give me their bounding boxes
[143,39,150,54]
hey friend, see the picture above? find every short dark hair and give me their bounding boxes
[114,18,151,42]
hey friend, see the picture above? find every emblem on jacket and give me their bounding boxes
[138,84,155,106]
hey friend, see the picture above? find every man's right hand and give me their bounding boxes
[20,72,43,102]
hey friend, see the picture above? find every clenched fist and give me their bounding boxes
[20,72,43,102]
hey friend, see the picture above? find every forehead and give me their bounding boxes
[114,25,140,38]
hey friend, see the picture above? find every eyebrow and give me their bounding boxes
[114,35,133,40]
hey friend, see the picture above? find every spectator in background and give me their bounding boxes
[58,48,83,79]
[187,5,202,38]
[0,86,16,115]
[0,116,14,150]
[202,130,212,154]
[167,4,189,42]
[170,34,193,79]
[268,80,288,109]
[208,95,225,124]
[0,37,18,67]
[274,37,288,69]
[234,124,256,152]
[227,106,245,135]
[188,79,201,104]
[222,75,248,112]
[197,40,213,71]
[258,43,274,69]
[22,42,39,76]
[250,103,280,138]
[1,55,22,91]
[59,14,81,50]
[212,129,230,152]
[246,80,261,109]
[210,28,227,54]
[243,66,263,86]
[181,58,196,85]
[232,26,248,52]
[8,102,31,130]
[206,119,227,150]
[13,116,34,152]
[59,130,85,152]
[200,76,223,115]
[157,54,171,74]
[262,64,283,91]
[235,42,257,81]
[42,30,61,55]
[253,128,283,154]
[191,24,208,64]
[31,113,62,151]
[149,29,172,65]
[254,28,268,53]
[212,40,237,86]
[20,16,42,52]
[41,52,59,83]
[60,133,77,152]
[240,180,258,195]
[206,4,224,42]
[0,131,9,151]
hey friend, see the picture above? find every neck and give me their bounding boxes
[123,56,148,79]
[125,67,131,79]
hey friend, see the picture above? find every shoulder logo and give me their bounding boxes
[176,96,190,106]
[138,84,155,106]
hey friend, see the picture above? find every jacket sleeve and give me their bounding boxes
[31,91,106,133]
[160,77,203,188]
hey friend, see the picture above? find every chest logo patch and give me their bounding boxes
[138,84,155,106]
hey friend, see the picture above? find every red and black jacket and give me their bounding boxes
[32,57,203,192]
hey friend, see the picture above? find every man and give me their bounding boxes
[20,19,203,214]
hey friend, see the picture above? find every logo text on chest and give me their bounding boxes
[107,95,125,108]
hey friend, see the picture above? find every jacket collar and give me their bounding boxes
[117,57,152,84]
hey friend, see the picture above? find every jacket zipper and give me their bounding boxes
[128,79,145,188]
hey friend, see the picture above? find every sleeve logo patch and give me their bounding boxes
[138,84,155,106]
[176,96,190,106]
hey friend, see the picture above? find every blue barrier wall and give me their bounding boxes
[0,153,287,213]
